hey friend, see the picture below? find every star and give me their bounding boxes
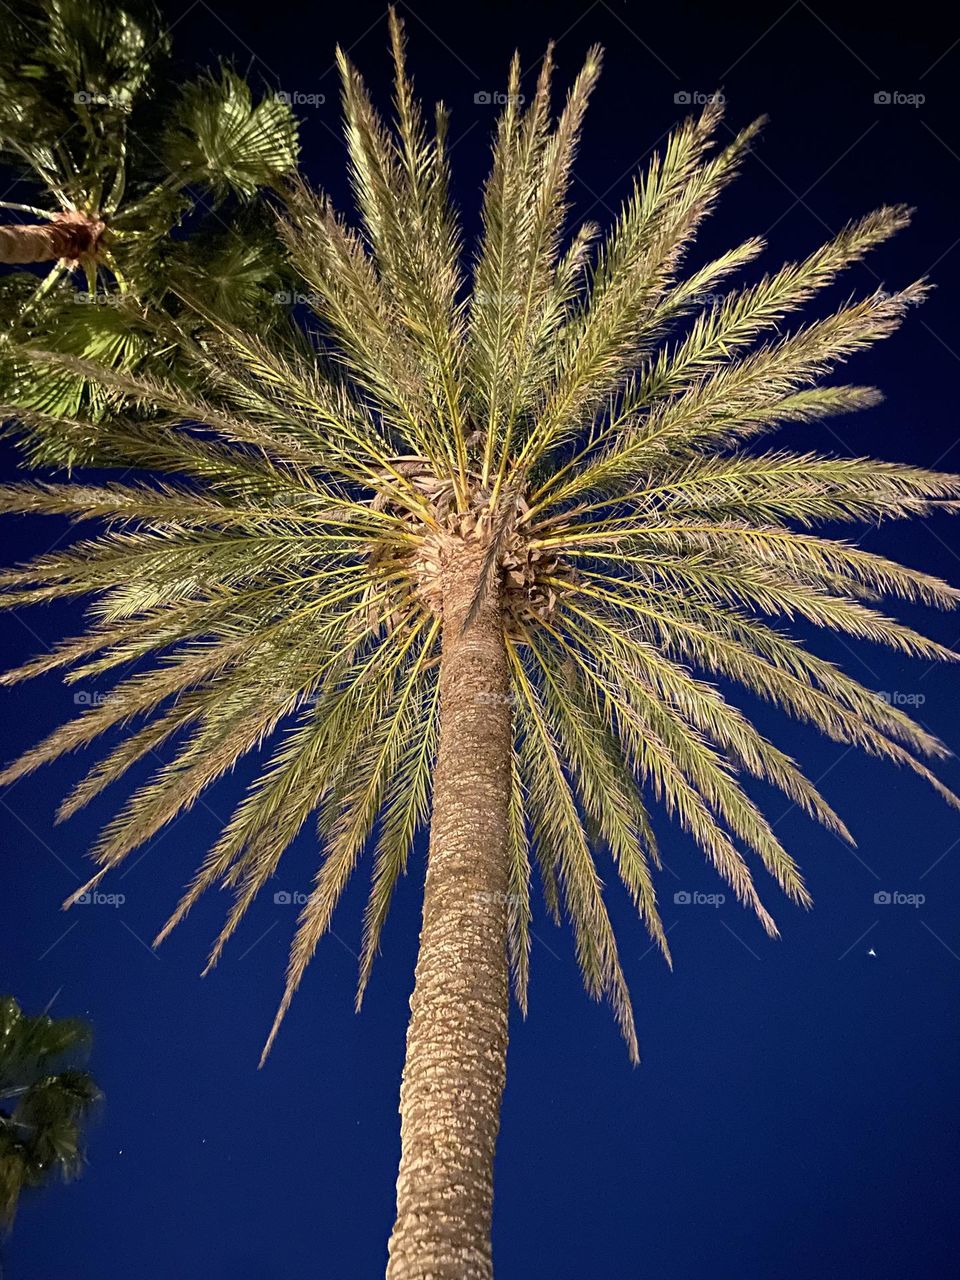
[867,948,877,957]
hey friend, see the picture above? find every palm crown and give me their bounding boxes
[0,996,100,1229]
[0,0,299,431]
[2,15,959,1066]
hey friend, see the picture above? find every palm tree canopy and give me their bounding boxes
[0,0,298,258]
[0,0,299,432]
[2,13,958,1063]
[0,996,100,1228]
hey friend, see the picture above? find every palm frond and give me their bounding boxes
[1,20,957,1062]
[162,67,298,200]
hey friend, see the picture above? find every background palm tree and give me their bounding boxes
[0,0,299,446]
[1,13,958,1278]
[0,996,100,1231]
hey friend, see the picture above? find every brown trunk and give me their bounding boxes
[0,213,102,266]
[386,535,513,1280]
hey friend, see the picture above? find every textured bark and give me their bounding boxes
[0,213,102,265]
[386,535,512,1280]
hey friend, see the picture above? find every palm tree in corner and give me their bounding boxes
[1,14,958,1277]
[0,0,298,440]
[0,997,100,1230]
[0,0,297,288]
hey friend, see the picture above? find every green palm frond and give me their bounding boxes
[0,0,299,448]
[0,996,100,1229]
[2,12,958,1061]
[164,208,295,329]
[162,67,299,200]
[0,288,155,432]
[0,0,162,184]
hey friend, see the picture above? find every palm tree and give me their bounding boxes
[0,997,100,1230]
[0,0,298,442]
[0,0,297,287]
[1,15,958,1277]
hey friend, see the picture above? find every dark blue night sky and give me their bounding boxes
[3,2,959,1276]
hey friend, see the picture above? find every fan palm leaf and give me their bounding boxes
[0,0,298,436]
[2,14,957,1276]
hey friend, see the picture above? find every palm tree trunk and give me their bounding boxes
[386,535,512,1280]
[0,215,100,266]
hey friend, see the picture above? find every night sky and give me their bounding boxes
[3,2,960,1276]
